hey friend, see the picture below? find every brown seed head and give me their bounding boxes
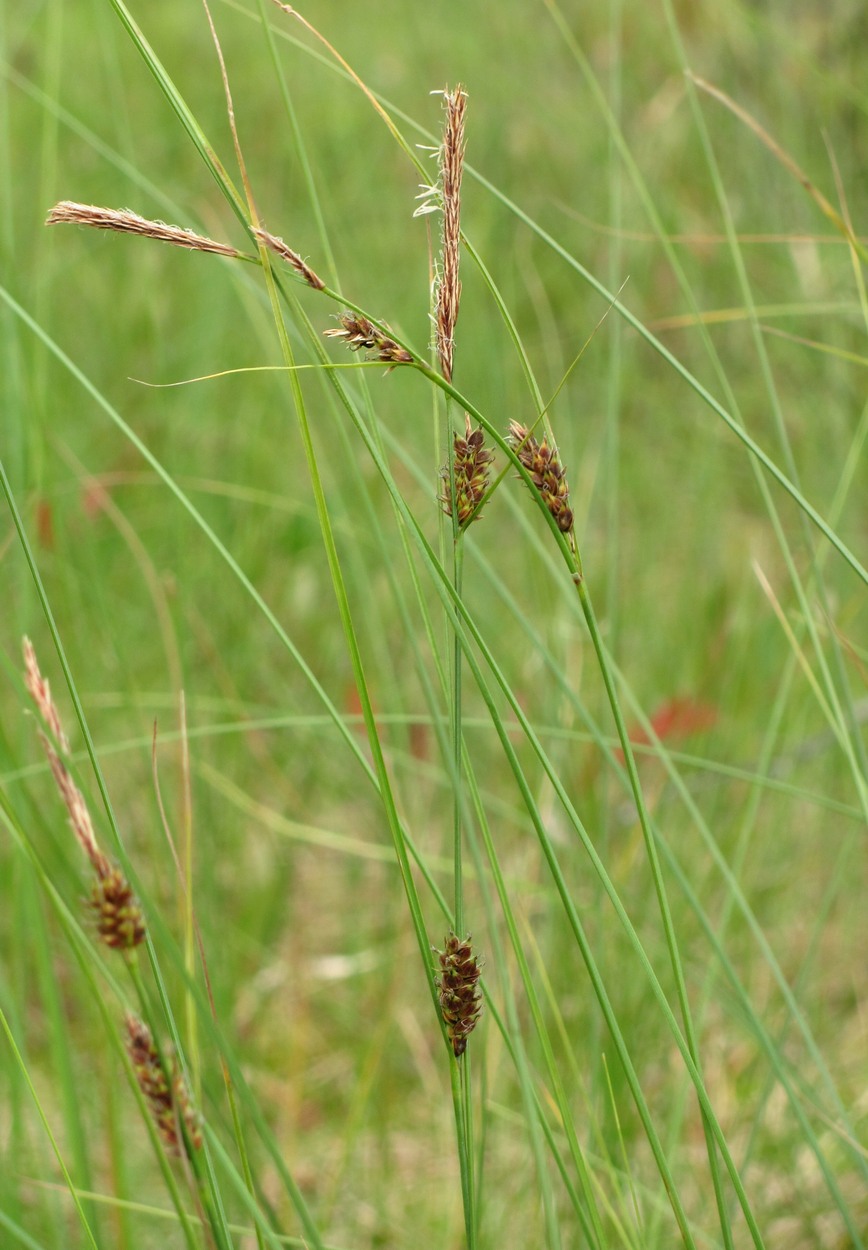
[91,866,147,950]
[435,86,467,383]
[252,227,325,290]
[435,932,482,1058]
[46,201,240,259]
[507,421,574,534]
[23,637,70,754]
[124,1015,202,1155]
[440,416,494,528]
[324,313,413,368]
[39,732,111,877]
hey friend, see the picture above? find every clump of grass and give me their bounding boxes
[7,4,865,1247]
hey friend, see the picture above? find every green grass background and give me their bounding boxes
[1,0,866,1247]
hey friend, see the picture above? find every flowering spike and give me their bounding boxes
[252,227,325,290]
[434,86,467,383]
[435,932,482,1058]
[124,1015,202,1156]
[440,415,494,528]
[46,201,240,259]
[91,867,147,950]
[23,637,146,950]
[323,312,413,369]
[507,421,574,535]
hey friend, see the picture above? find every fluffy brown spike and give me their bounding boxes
[46,201,240,258]
[434,86,467,383]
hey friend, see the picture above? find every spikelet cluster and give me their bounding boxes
[507,421,574,535]
[440,416,494,527]
[46,201,240,259]
[324,313,414,368]
[91,867,147,950]
[124,1015,202,1156]
[435,933,482,1058]
[23,638,146,951]
[434,86,467,383]
[252,227,325,290]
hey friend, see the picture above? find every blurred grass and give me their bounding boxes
[1,0,867,1246]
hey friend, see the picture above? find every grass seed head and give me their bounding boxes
[124,1015,202,1155]
[23,637,70,754]
[434,85,467,383]
[252,227,325,289]
[507,421,574,534]
[91,866,147,950]
[435,932,482,1058]
[324,312,414,368]
[23,637,145,949]
[440,416,494,527]
[46,201,240,259]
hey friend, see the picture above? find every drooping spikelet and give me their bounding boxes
[435,932,482,1058]
[124,1015,202,1156]
[323,313,414,368]
[46,201,241,259]
[252,227,325,290]
[440,415,494,527]
[23,638,146,951]
[507,421,574,535]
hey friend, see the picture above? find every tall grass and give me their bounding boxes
[1,1,866,1247]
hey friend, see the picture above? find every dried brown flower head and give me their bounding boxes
[435,932,482,1058]
[323,313,413,368]
[23,637,70,754]
[46,201,240,259]
[124,1015,202,1156]
[23,638,146,950]
[507,421,574,535]
[91,867,147,950]
[252,227,325,290]
[434,86,467,383]
[440,416,494,528]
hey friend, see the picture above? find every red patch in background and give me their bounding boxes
[616,695,717,763]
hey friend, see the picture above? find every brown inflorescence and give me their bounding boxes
[507,420,574,535]
[91,867,147,950]
[46,201,241,259]
[23,639,146,951]
[435,932,482,1058]
[323,313,414,368]
[435,86,467,383]
[252,227,325,290]
[23,637,70,754]
[124,1015,202,1156]
[439,416,494,528]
